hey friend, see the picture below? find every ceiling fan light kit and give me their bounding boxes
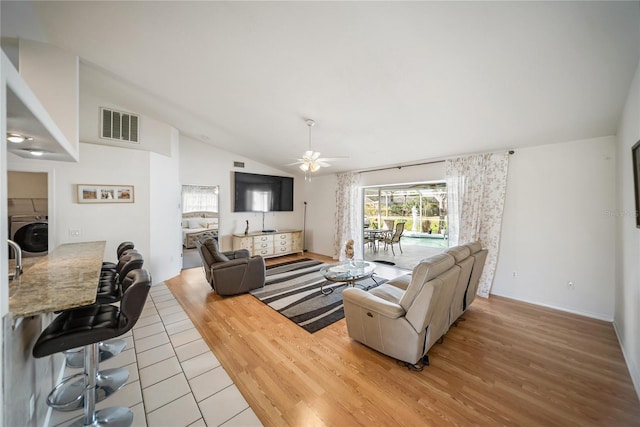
[296,118,326,180]
[291,118,347,180]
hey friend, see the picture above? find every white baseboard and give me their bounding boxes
[489,291,613,322]
[613,321,640,402]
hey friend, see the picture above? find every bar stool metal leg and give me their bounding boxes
[47,364,129,411]
[69,344,132,427]
[65,339,127,369]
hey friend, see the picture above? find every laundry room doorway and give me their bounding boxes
[7,171,50,257]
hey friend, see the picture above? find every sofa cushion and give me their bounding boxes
[444,245,471,262]
[386,273,412,291]
[369,284,404,305]
[465,241,483,255]
[203,239,229,263]
[212,241,230,263]
[399,253,454,311]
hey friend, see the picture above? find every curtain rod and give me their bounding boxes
[358,150,515,175]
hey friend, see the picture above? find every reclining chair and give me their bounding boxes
[343,252,460,369]
[446,241,488,328]
[463,241,488,310]
[196,237,265,296]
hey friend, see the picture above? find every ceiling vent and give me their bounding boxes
[100,107,139,143]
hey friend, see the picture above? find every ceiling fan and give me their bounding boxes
[290,118,346,180]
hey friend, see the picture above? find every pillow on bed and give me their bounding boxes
[182,219,189,228]
[188,218,204,229]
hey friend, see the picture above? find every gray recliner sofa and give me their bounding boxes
[196,237,265,296]
[343,241,487,367]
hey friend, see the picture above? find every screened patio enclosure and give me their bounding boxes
[363,182,448,269]
[364,182,447,236]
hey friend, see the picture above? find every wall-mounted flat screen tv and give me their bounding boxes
[233,172,294,212]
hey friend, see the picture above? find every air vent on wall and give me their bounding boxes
[100,107,139,143]
[233,161,245,168]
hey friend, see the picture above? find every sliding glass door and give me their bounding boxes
[362,182,448,268]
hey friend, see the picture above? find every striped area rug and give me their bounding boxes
[250,258,387,333]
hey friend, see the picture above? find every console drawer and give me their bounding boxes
[253,241,274,251]
[256,235,274,243]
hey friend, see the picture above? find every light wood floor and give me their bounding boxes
[166,253,640,426]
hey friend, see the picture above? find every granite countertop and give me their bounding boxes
[8,241,106,318]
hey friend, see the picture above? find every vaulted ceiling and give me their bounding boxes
[2,1,639,174]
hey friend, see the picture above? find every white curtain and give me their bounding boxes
[182,185,219,213]
[446,153,509,297]
[334,172,363,260]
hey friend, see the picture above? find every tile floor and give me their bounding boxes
[364,241,445,270]
[50,283,262,427]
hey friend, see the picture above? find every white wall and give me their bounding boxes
[492,137,616,320]
[179,136,304,251]
[80,91,173,157]
[149,128,182,282]
[303,174,338,256]
[614,59,640,398]
[359,162,446,187]
[18,39,79,156]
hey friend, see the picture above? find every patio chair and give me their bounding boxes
[364,230,378,252]
[384,219,395,232]
[382,222,405,255]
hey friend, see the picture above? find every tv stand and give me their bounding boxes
[233,230,303,258]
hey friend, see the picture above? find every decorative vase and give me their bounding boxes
[344,238,354,263]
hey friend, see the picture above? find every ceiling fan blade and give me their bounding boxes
[310,151,321,161]
[317,161,332,168]
[286,161,304,166]
[318,157,348,162]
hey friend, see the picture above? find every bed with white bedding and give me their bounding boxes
[182,211,219,248]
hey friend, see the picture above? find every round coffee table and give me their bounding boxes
[319,260,378,295]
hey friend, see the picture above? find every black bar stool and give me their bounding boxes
[33,269,151,427]
[65,252,145,369]
[102,241,135,271]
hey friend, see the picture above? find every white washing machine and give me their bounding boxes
[10,214,48,257]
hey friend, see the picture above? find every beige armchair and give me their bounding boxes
[343,252,461,368]
[196,237,265,296]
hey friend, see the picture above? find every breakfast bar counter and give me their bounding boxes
[9,241,106,318]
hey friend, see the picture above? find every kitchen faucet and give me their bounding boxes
[8,239,22,280]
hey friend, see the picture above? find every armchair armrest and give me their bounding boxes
[225,249,250,260]
[343,288,405,319]
[210,255,265,296]
[210,257,249,271]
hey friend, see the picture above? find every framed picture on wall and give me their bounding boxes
[632,140,640,228]
[77,184,135,204]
